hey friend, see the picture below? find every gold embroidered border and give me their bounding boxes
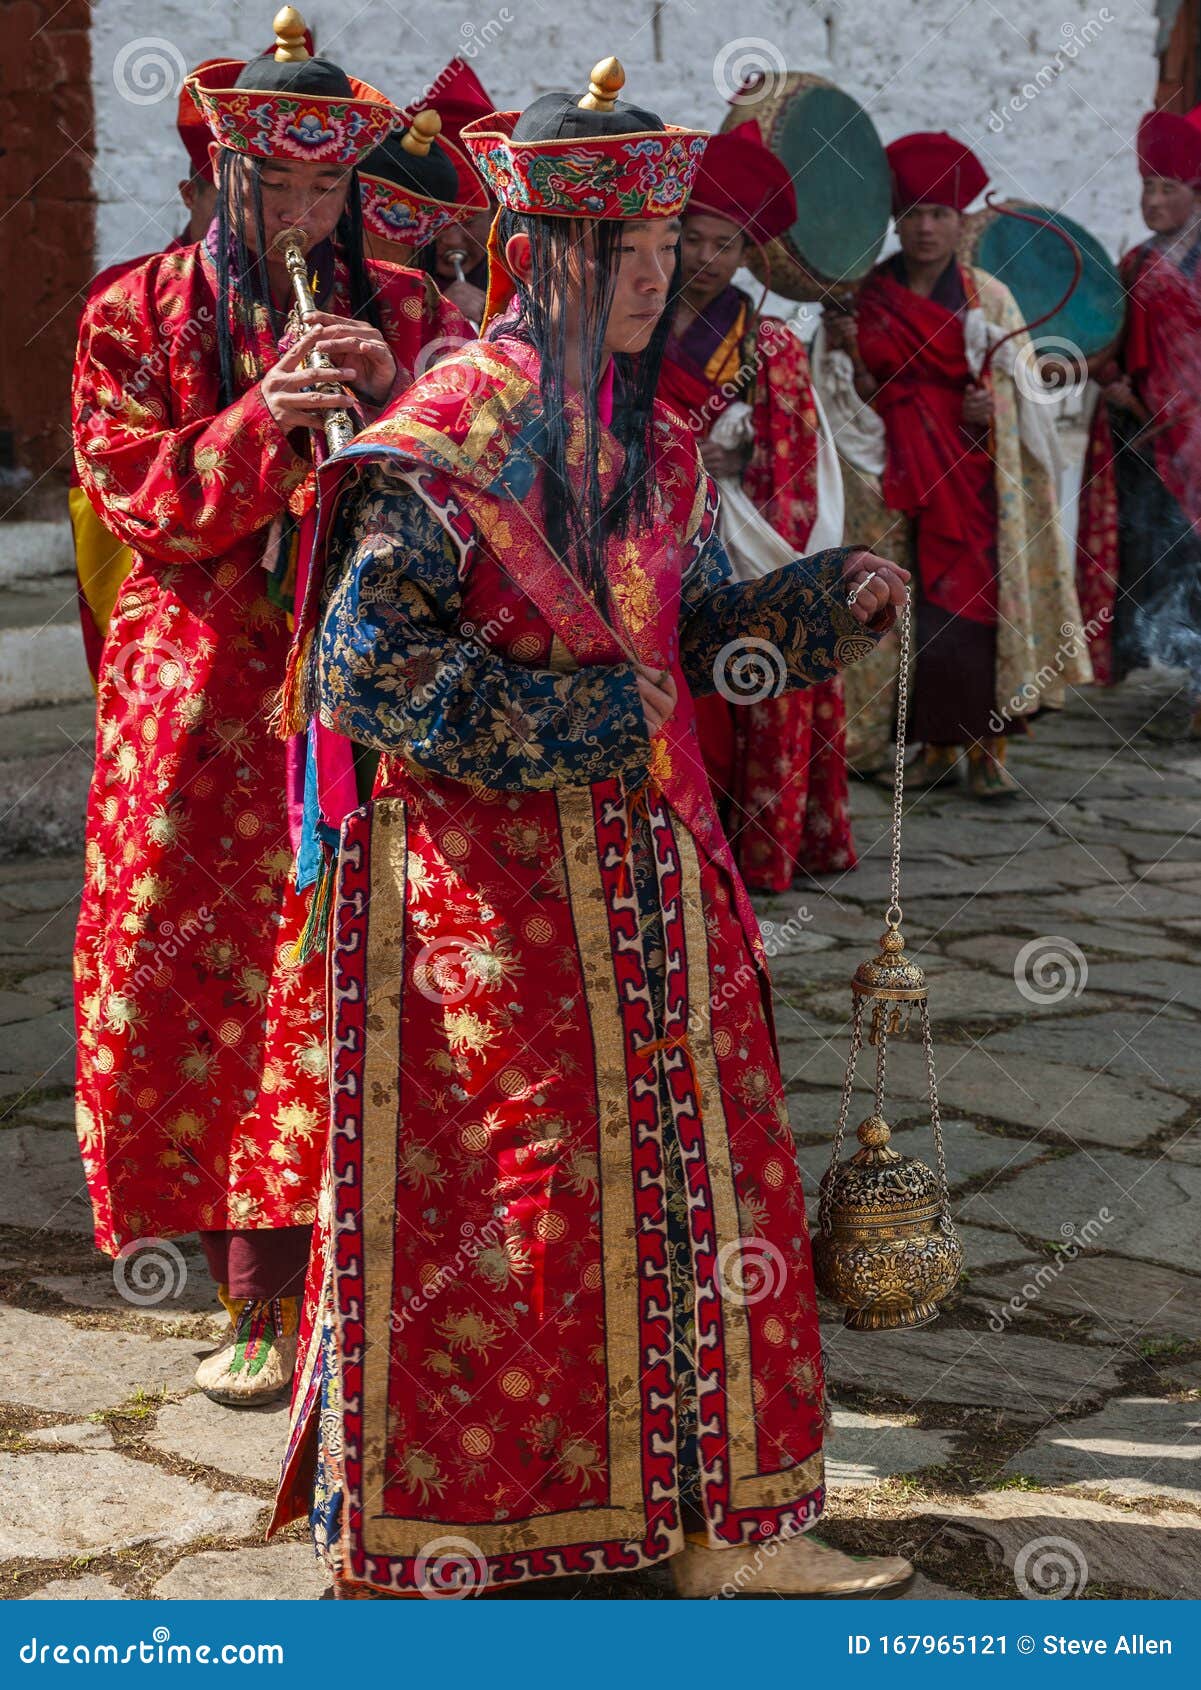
[673,828,823,1512]
[357,791,648,1557]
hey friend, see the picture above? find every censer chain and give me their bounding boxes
[822,997,865,1237]
[891,591,950,1208]
[885,588,912,928]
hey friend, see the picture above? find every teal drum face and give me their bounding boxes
[724,74,892,301]
[963,201,1125,359]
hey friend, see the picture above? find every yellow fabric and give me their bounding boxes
[702,302,749,388]
[69,484,132,686]
[216,1282,242,1326]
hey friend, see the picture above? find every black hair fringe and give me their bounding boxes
[487,209,680,616]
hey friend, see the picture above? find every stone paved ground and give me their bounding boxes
[1,673,1199,1601]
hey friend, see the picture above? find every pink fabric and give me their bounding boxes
[598,356,615,427]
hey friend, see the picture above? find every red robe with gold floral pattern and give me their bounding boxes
[70,237,468,1253]
[659,287,856,887]
[267,333,889,1593]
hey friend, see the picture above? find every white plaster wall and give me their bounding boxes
[90,0,1159,270]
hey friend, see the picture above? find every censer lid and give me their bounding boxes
[851,920,927,1003]
[819,1114,944,1224]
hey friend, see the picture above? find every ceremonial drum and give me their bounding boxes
[721,73,892,301]
[959,200,1125,360]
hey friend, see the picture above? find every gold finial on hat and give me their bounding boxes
[402,109,442,156]
[578,57,624,112]
[272,7,311,62]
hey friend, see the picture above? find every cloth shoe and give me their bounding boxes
[966,737,1019,798]
[903,744,962,790]
[194,1290,299,1406]
[669,1527,915,1598]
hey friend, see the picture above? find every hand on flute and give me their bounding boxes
[294,309,398,406]
[261,325,360,434]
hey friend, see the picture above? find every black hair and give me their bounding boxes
[486,208,680,614]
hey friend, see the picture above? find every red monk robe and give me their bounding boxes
[855,258,998,624]
[71,234,468,1256]
[660,299,855,883]
[1076,237,1201,685]
[660,118,856,888]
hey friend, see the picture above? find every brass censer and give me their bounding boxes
[813,593,962,1330]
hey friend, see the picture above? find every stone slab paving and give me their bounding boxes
[0,1306,205,1414]
[151,1543,328,1601]
[148,1393,290,1486]
[2,681,1200,1599]
[822,1325,1122,1419]
[23,1575,129,1601]
[33,1265,218,1321]
[826,1410,956,1490]
[913,1493,1201,1599]
[0,1128,94,1235]
[1001,1397,1201,1506]
[971,1255,1201,1343]
[0,990,54,1026]
[785,1036,1185,1150]
[27,1421,115,1450]
[959,1152,1201,1271]
[955,1224,1032,1270]
[985,1010,1201,1094]
[0,1452,264,1561]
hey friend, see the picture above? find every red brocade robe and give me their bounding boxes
[1075,240,1201,683]
[267,333,889,1592]
[854,260,998,627]
[659,289,856,885]
[70,239,468,1253]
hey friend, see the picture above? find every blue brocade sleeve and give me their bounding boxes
[316,463,651,791]
[678,526,890,699]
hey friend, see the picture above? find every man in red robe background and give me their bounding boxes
[70,11,469,1407]
[1076,104,1201,736]
[659,123,857,886]
[828,132,1019,796]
